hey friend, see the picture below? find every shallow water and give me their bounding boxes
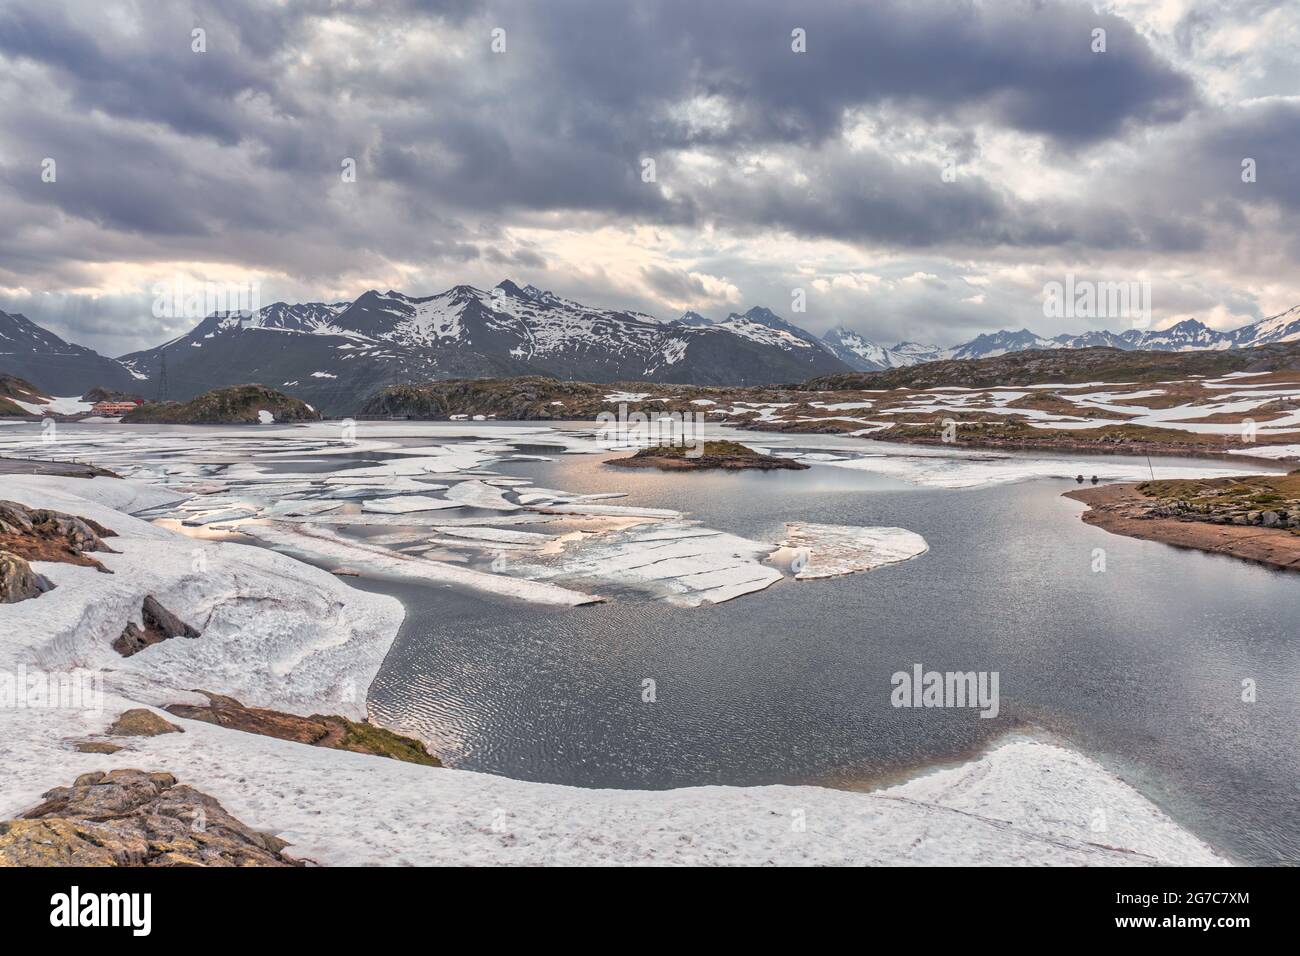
[364,441,1300,865]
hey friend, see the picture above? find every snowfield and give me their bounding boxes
[0,471,1228,865]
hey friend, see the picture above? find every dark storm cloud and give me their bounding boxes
[0,0,1197,233]
[0,0,1293,352]
[521,0,1196,148]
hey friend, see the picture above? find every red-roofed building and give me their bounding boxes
[90,400,142,415]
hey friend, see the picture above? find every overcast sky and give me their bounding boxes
[1,0,1298,356]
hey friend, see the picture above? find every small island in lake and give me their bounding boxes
[609,440,810,472]
[121,384,320,425]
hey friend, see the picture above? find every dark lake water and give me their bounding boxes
[359,440,1300,866]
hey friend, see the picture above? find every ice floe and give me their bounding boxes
[444,479,521,511]
[361,495,463,514]
[242,521,598,606]
[779,523,929,579]
[434,526,557,544]
[181,507,260,526]
[508,521,781,606]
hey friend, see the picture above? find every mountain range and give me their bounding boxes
[3,281,1300,414]
[822,306,1300,370]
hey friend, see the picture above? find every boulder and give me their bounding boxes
[0,499,116,572]
[0,550,54,603]
[113,595,201,657]
[0,769,299,866]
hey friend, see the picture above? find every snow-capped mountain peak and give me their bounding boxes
[821,327,944,371]
[943,328,1059,361]
[108,284,850,408]
[1229,303,1300,347]
[716,307,831,352]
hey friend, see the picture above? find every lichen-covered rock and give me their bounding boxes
[0,769,299,866]
[106,709,183,737]
[73,741,123,755]
[0,550,54,603]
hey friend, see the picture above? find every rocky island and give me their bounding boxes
[121,385,320,425]
[609,440,810,471]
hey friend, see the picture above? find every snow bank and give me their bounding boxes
[0,480,402,722]
[1,474,188,515]
[1229,444,1300,460]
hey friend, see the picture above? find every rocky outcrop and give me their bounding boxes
[0,500,121,603]
[1118,473,1300,529]
[113,595,201,657]
[0,550,54,603]
[121,384,320,424]
[0,499,117,574]
[165,691,440,766]
[0,769,299,866]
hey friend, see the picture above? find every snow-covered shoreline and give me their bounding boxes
[0,472,1229,865]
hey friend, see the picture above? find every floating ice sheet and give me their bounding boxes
[361,495,463,514]
[780,523,929,579]
[242,521,598,606]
